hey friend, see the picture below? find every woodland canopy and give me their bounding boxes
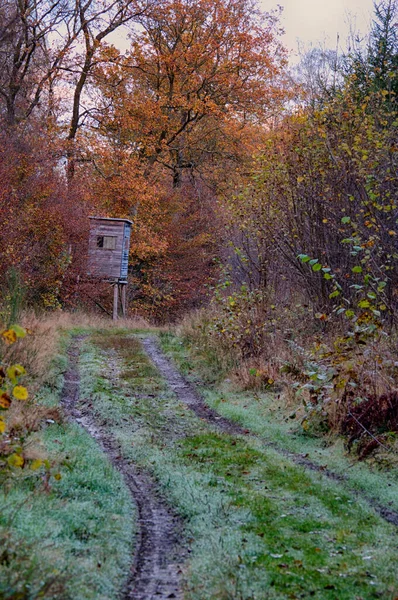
[0,0,396,326]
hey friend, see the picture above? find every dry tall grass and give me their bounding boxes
[3,310,151,388]
[174,306,305,391]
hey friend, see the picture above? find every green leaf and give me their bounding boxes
[323,273,333,280]
[352,266,362,273]
[341,216,351,224]
[345,309,355,318]
[298,254,311,263]
[329,290,340,298]
[9,325,27,339]
[312,263,322,271]
[358,300,370,309]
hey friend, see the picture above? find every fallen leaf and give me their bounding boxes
[2,330,17,344]
[13,386,29,401]
[0,392,11,408]
[7,453,24,468]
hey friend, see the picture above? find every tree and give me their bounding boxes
[93,0,287,188]
[368,0,397,99]
[344,0,397,110]
[0,122,90,307]
[0,0,75,125]
[65,0,153,180]
[0,0,152,162]
[293,46,342,107]
[69,0,288,316]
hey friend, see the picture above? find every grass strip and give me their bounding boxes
[0,330,135,600]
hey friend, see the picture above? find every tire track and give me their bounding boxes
[141,335,398,529]
[61,336,185,600]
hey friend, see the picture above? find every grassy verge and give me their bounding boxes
[0,328,135,600]
[159,331,398,514]
[82,331,398,600]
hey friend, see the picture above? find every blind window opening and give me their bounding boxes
[97,236,117,250]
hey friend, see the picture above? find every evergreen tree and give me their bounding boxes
[345,0,397,110]
[369,0,398,100]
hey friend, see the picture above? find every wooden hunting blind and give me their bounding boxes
[87,217,133,319]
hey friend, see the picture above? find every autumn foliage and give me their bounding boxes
[0,0,288,318]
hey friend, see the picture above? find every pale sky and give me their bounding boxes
[108,0,375,62]
[265,0,374,60]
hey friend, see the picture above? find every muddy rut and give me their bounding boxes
[61,337,185,600]
[141,336,398,529]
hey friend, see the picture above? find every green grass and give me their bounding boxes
[81,331,398,600]
[0,331,135,600]
[159,331,398,514]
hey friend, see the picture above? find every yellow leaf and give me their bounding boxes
[7,453,24,468]
[0,419,5,433]
[0,392,11,409]
[54,473,62,481]
[2,330,17,344]
[30,459,43,471]
[297,176,304,183]
[7,364,26,383]
[13,386,29,401]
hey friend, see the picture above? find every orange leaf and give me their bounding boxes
[0,392,11,409]
[2,330,17,344]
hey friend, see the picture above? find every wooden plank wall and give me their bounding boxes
[120,223,131,280]
[87,220,125,279]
